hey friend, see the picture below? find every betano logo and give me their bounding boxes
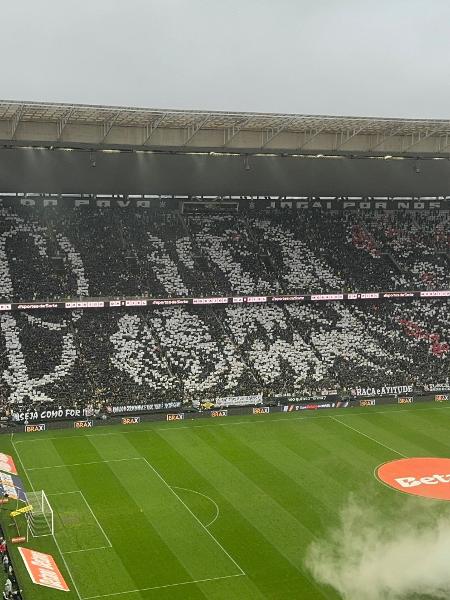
[377,458,450,501]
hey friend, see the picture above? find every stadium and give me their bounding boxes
[0,98,447,600]
[0,4,449,599]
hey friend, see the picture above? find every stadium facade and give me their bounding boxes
[1,100,450,196]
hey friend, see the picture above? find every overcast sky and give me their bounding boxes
[3,0,450,119]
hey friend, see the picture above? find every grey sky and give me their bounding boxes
[2,0,450,119]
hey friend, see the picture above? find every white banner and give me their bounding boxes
[193,393,263,408]
[351,385,413,397]
[424,383,450,392]
[214,393,263,407]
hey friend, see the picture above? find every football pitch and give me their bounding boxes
[3,402,450,600]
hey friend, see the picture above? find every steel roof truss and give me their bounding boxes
[57,106,76,141]
[297,126,327,150]
[100,112,121,144]
[437,134,450,153]
[10,105,24,140]
[224,116,256,146]
[334,124,372,150]
[141,114,169,146]
[369,127,406,151]
[260,118,297,148]
[183,115,211,146]
[401,128,441,152]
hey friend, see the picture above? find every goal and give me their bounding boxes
[25,490,54,539]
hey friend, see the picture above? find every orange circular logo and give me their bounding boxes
[377,458,450,500]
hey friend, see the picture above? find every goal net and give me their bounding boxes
[25,490,54,539]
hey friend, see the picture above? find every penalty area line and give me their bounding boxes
[81,573,245,599]
[63,546,109,555]
[141,457,246,576]
[27,457,142,471]
[329,416,408,458]
[48,490,113,550]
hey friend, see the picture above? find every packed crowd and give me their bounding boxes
[0,530,22,599]
[0,203,447,302]
[0,202,446,414]
[0,299,447,414]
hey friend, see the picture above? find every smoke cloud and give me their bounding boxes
[305,494,450,599]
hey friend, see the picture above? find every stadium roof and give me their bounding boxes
[2,99,450,157]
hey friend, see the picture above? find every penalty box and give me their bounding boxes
[19,454,244,599]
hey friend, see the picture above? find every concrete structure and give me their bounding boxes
[2,100,450,156]
[1,100,450,197]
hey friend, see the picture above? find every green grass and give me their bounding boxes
[2,402,450,599]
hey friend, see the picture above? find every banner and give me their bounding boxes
[0,473,27,502]
[108,401,181,415]
[425,383,450,393]
[211,410,228,418]
[335,401,350,408]
[351,385,413,397]
[25,424,46,433]
[0,290,447,314]
[283,404,306,412]
[14,402,182,422]
[259,198,450,212]
[3,196,179,211]
[167,413,185,421]
[13,407,93,423]
[213,394,263,408]
[0,453,17,475]
[74,420,93,429]
[253,406,270,414]
[280,395,327,403]
[321,389,339,397]
[18,547,70,592]
[121,416,141,425]
[398,397,414,404]
[435,395,449,402]
[359,399,376,407]
[3,195,449,212]
[282,403,335,411]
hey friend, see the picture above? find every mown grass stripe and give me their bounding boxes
[6,403,450,599]
[125,430,325,599]
[155,428,334,599]
[49,435,210,600]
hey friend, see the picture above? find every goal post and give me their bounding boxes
[24,490,54,540]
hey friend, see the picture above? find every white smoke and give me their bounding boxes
[305,495,450,599]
